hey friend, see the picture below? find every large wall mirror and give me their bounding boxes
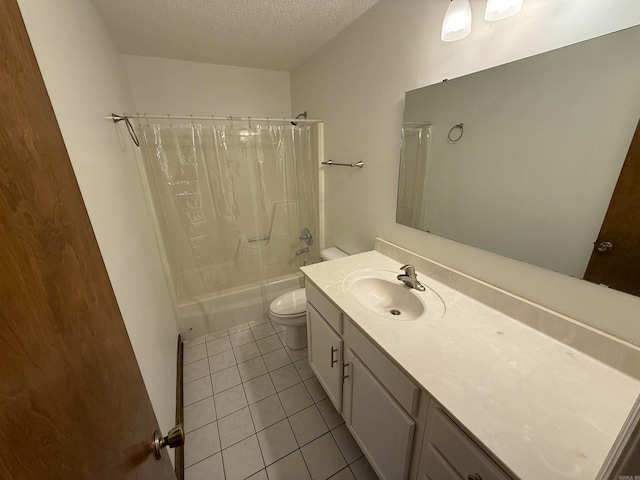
[397,25,640,297]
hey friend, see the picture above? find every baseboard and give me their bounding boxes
[176,334,184,480]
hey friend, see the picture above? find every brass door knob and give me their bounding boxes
[596,241,613,252]
[153,424,185,459]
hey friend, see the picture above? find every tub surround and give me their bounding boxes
[300,239,640,480]
[179,273,305,338]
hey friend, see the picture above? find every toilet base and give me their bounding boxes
[285,324,307,350]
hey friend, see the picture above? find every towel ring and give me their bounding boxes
[448,123,464,142]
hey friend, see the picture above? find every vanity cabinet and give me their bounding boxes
[307,303,343,410]
[305,281,513,480]
[344,347,417,479]
[418,403,512,480]
[307,282,426,480]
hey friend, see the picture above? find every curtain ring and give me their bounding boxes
[143,112,150,127]
[167,113,172,128]
[448,123,464,142]
[117,115,139,147]
[248,116,252,130]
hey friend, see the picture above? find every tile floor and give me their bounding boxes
[182,318,380,480]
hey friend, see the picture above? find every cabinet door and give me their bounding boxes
[307,304,343,411]
[418,403,512,480]
[347,350,416,480]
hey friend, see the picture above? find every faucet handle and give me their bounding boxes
[400,264,415,275]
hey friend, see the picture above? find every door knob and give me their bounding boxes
[596,241,613,252]
[153,424,185,459]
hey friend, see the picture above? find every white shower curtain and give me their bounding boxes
[136,120,319,317]
[397,124,432,231]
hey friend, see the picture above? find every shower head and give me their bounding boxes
[291,111,307,126]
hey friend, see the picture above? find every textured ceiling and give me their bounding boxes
[91,0,380,71]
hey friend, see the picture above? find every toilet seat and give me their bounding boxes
[269,288,306,317]
[267,246,347,350]
[269,288,307,349]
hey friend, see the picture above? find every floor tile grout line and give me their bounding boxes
[183,451,218,473]
[185,320,375,479]
[184,375,214,407]
[183,416,217,436]
[214,409,225,479]
[186,410,366,473]
[183,371,211,386]
[328,425,359,469]
[295,402,331,448]
[241,380,268,476]
[283,411,315,480]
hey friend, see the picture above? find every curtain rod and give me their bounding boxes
[109,112,322,147]
[107,113,323,123]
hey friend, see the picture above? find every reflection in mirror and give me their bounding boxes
[397,123,432,230]
[397,25,640,297]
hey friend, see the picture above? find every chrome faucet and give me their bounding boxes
[295,247,309,256]
[397,264,426,291]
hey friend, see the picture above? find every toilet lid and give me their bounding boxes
[270,288,307,316]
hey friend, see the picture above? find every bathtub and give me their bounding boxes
[177,272,305,339]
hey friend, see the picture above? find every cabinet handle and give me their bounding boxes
[343,362,350,381]
[330,346,338,367]
[467,474,482,480]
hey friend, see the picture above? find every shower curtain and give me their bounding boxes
[397,124,432,231]
[136,120,319,326]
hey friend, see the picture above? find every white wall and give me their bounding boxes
[291,0,640,347]
[18,0,179,459]
[123,55,291,117]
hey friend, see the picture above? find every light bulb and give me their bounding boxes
[485,0,523,21]
[441,0,472,42]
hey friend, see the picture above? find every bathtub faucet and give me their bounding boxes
[295,247,309,256]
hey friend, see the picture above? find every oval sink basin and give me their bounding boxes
[342,268,445,321]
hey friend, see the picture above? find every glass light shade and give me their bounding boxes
[484,0,523,21]
[441,0,472,42]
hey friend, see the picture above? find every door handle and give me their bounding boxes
[330,346,338,367]
[153,424,184,459]
[596,241,613,252]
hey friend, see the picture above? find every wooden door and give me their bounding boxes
[584,119,640,296]
[0,1,176,479]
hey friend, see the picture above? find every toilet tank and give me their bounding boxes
[320,247,348,261]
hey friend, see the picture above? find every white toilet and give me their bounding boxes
[269,247,348,349]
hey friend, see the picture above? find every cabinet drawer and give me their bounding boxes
[306,282,342,333]
[344,318,419,415]
[424,405,512,480]
[420,445,460,480]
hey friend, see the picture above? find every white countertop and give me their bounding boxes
[301,250,640,480]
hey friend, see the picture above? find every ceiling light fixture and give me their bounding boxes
[442,0,524,42]
[441,0,473,42]
[484,0,523,21]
